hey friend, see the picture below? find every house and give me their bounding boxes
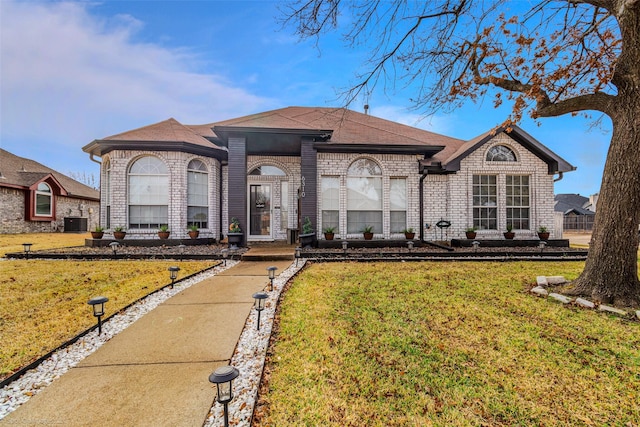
[554,193,597,231]
[81,106,575,244]
[0,149,100,233]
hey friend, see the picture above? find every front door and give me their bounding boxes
[249,184,272,240]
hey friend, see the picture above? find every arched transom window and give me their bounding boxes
[486,145,517,162]
[187,159,208,228]
[128,156,168,229]
[249,165,286,176]
[347,158,382,233]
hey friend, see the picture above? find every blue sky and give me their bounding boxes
[1,0,611,195]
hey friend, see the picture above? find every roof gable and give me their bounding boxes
[433,125,575,175]
[0,149,99,200]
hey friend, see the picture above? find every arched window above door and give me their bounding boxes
[249,165,286,176]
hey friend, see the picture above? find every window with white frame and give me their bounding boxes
[128,156,168,229]
[347,159,382,233]
[472,175,497,230]
[35,182,52,216]
[506,175,530,229]
[187,159,208,228]
[390,178,407,233]
[321,176,340,233]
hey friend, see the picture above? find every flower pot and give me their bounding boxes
[299,232,315,248]
[503,232,515,239]
[158,231,170,239]
[405,232,415,240]
[324,232,335,241]
[538,232,550,240]
[465,231,477,239]
[188,230,199,239]
[227,232,244,248]
[363,232,374,240]
[91,231,104,239]
[114,231,126,240]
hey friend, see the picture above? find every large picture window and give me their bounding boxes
[473,175,497,230]
[187,159,208,228]
[321,176,340,233]
[347,159,382,234]
[35,182,52,216]
[390,178,407,233]
[128,156,168,229]
[506,175,530,229]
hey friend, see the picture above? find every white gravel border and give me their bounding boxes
[0,260,240,420]
[203,259,306,427]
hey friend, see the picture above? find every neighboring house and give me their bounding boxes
[82,106,575,244]
[554,193,597,231]
[0,149,100,234]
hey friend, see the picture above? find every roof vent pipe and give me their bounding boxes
[364,104,369,115]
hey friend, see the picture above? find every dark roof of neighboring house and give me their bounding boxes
[554,194,595,215]
[0,149,99,200]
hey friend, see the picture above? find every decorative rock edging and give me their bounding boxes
[202,259,306,427]
[0,260,240,420]
[531,276,640,321]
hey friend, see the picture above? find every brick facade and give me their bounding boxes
[0,187,99,234]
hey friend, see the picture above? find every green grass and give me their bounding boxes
[0,259,216,380]
[256,262,640,426]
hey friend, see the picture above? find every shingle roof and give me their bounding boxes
[0,149,99,200]
[102,118,219,149]
[206,106,464,148]
[554,194,594,215]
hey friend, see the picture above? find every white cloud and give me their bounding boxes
[0,0,273,151]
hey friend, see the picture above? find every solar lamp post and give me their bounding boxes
[88,296,109,335]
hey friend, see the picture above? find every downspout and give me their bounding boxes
[419,170,428,242]
[89,153,102,165]
[553,171,564,182]
[219,164,224,242]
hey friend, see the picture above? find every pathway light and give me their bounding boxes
[88,296,108,335]
[109,241,120,258]
[208,366,240,427]
[472,240,480,252]
[22,243,32,260]
[252,291,268,330]
[168,266,180,288]
[266,266,277,291]
[294,247,301,266]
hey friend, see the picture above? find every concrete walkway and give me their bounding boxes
[2,260,293,427]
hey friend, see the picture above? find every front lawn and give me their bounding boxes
[0,259,216,380]
[256,262,640,426]
[0,232,91,257]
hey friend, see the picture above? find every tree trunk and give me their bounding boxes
[571,96,640,306]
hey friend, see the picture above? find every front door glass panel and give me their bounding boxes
[250,184,271,236]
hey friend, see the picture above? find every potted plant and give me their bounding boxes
[503,224,515,239]
[113,226,126,240]
[323,226,336,240]
[187,224,199,239]
[158,224,170,239]
[299,216,315,247]
[537,226,550,240]
[362,225,374,240]
[227,217,243,248]
[403,227,415,240]
[465,226,477,239]
[91,225,105,239]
